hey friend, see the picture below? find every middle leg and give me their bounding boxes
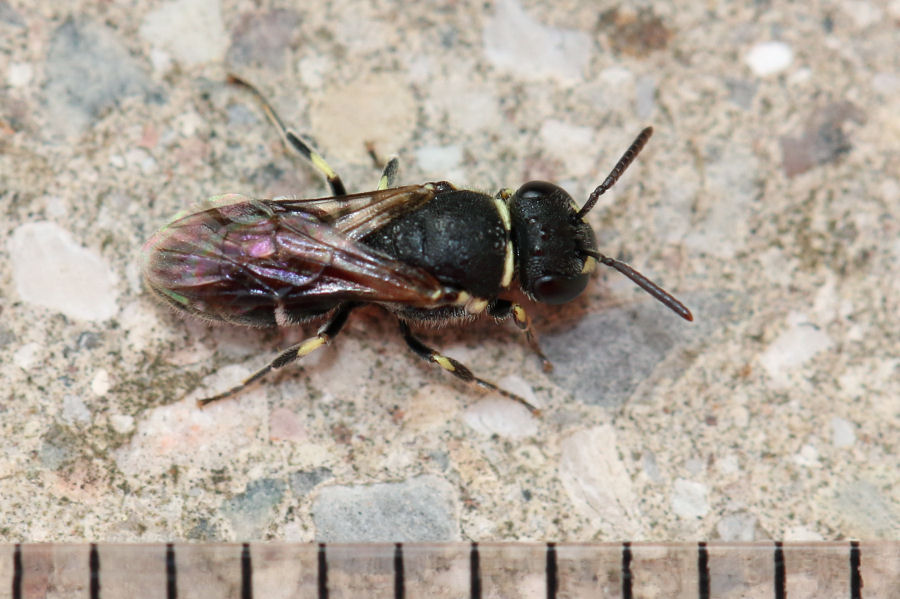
[397,318,540,414]
[376,157,400,190]
[365,141,400,190]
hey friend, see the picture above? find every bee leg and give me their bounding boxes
[396,319,541,415]
[227,74,347,196]
[365,141,400,190]
[197,303,358,407]
[487,300,553,372]
[376,157,400,190]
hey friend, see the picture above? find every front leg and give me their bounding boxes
[488,300,553,372]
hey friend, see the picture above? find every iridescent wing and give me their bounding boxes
[143,185,450,326]
[270,184,440,240]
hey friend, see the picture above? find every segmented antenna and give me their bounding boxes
[578,127,654,218]
[584,249,693,321]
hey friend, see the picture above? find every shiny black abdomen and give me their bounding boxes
[362,190,508,299]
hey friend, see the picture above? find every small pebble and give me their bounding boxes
[91,369,111,396]
[289,467,333,496]
[792,444,821,467]
[558,427,643,537]
[671,478,710,518]
[62,395,91,425]
[227,9,300,70]
[10,222,119,321]
[759,313,832,386]
[13,342,41,370]
[415,144,463,173]
[109,414,135,435]
[221,478,286,539]
[313,476,458,542]
[6,62,32,87]
[716,454,740,475]
[139,0,227,66]
[834,481,900,537]
[482,0,590,82]
[830,416,856,447]
[463,398,537,438]
[717,512,757,541]
[269,407,306,442]
[744,41,793,76]
[538,120,596,176]
[44,18,155,136]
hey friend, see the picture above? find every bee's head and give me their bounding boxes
[505,127,694,321]
[508,181,597,305]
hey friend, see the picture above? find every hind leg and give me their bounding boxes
[228,74,348,196]
[198,303,358,406]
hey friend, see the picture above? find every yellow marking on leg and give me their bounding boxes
[376,156,400,190]
[310,151,338,181]
[512,304,528,328]
[297,335,327,357]
[433,354,456,372]
[508,302,552,372]
[465,297,489,314]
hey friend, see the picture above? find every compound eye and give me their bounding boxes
[532,274,588,305]
[518,181,561,201]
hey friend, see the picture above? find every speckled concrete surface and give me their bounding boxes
[1,0,897,543]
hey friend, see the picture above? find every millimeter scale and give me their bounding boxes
[4,541,898,598]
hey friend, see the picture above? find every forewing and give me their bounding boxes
[143,194,446,326]
[269,184,436,240]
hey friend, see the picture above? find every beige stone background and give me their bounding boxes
[1,0,897,543]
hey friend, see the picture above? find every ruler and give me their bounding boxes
[3,542,898,598]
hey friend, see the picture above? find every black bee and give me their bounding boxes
[142,76,692,413]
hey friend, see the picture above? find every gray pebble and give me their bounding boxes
[289,467,333,496]
[44,18,159,137]
[313,475,458,542]
[221,478,286,539]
